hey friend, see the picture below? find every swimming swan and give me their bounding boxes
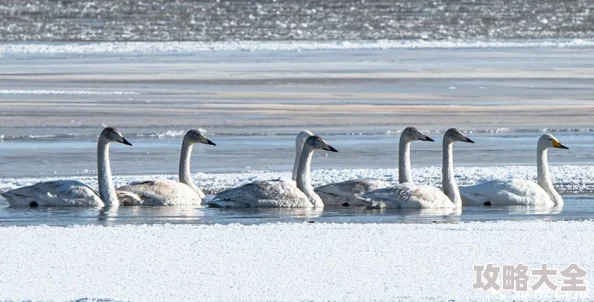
[363,128,474,209]
[207,135,338,208]
[116,130,216,206]
[314,127,433,206]
[1,127,131,207]
[459,133,567,207]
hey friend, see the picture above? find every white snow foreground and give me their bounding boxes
[0,221,592,301]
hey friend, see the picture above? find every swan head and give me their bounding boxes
[402,127,434,142]
[444,128,474,144]
[296,130,314,146]
[186,130,216,146]
[101,127,132,146]
[305,135,338,153]
[539,133,568,150]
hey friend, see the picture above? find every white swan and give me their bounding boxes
[116,130,216,206]
[459,133,567,207]
[363,128,474,209]
[207,135,338,208]
[314,127,433,206]
[1,127,131,207]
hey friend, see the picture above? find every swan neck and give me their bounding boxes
[97,140,119,206]
[399,138,412,184]
[179,137,199,192]
[296,145,323,207]
[442,141,461,207]
[537,146,563,206]
[292,139,305,181]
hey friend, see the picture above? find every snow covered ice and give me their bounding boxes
[0,222,591,300]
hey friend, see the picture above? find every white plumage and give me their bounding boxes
[117,180,204,206]
[364,183,457,209]
[116,129,215,206]
[207,179,311,208]
[1,127,131,207]
[363,128,474,209]
[208,134,338,208]
[315,179,390,206]
[459,133,567,207]
[460,179,555,206]
[314,127,434,206]
[1,180,103,207]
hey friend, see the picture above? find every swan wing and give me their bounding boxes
[208,180,311,208]
[363,183,453,209]
[1,180,103,207]
[315,179,390,206]
[117,180,203,206]
[460,179,554,206]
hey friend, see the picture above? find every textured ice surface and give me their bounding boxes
[0,0,593,42]
[2,39,594,54]
[0,221,591,300]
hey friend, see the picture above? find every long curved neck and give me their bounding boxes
[97,140,119,206]
[292,141,305,181]
[537,146,563,206]
[179,136,200,192]
[442,140,461,207]
[296,146,323,207]
[399,137,412,183]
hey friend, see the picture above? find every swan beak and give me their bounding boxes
[323,144,338,153]
[120,137,133,146]
[462,136,475,144]
[205,139,216,146]
[421,135,434,142]
[553,140,569,149]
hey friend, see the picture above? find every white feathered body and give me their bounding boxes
[207,179,314,208]
[1,180,104,207]
[117,180,203,206]
[459,179,555,207]
[315,179,390,206]
[363,183,455,209]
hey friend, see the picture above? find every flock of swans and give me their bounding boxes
[0,126,568,210]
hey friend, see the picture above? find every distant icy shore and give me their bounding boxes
[1,39,594,55]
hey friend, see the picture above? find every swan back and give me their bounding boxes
[363,183,454,209]
[315,179,391,206]
[2,180,104,207]
[117,180,203,206]
[208,180,311,208]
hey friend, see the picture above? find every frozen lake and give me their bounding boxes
[1,42,594,225]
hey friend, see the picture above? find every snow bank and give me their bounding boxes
[0,221,591,300]
[1,39,594,55]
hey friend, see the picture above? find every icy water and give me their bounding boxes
[0,195,591,227]
[1,43,594,225]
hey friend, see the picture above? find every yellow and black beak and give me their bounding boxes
[552,140,569,149]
